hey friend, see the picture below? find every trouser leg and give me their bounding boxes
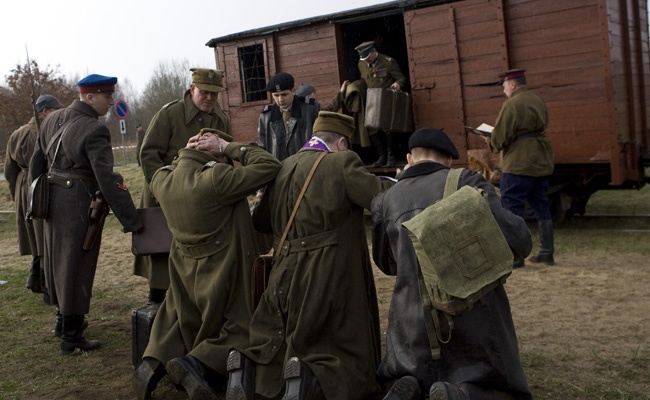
[371,131,387,167]
[530,219,555,265]
[385,133,395,167]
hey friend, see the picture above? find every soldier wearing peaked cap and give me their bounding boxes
[226,110,394,400]
[487,68,555,268]
[355,40,407,168]
[29,75,142,355]
[5,94,64,297]
[371,127,533,400]
[135,67,232,305]
[133,130,281,399]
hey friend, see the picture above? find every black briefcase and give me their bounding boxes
[131,303,160,369]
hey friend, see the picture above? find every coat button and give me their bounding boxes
[66,180,71,187]
[215,241,220,245]
[240,146,247,152]
[300,241,306,247]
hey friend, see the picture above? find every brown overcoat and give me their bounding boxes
[144,144,280,374]
[135,90,232,289]
[29,100,142,315]
[247,147,393,399]
[5,117,42,256]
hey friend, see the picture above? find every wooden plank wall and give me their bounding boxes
[404,0,508,163]
[505,0,615,166]
[214,24,340,144]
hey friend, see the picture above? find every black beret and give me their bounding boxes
[35,95,64,113]
[265,72,294,92]
[408,128,459,159]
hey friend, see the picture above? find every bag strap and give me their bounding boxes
[443,168,463,198]
[274,151,328,260]
[417,167,465,360]
[45,116,83,170]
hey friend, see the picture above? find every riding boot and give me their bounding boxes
[133,357,166,400]
[282,357,325,400]
[26,255,43,293]
[60,314,100,355]
[147,288,166,305]
[530,219,555,265]
[371,133,387,167]
[382,376,420,400]
[226,350,255,400]
[52,307,63,337]
[385,133,396,167]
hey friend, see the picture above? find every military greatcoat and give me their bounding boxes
[29,100,142,315]
[358,53,407,90]
[145,144,280,374]
[5,117,42,256]
[247,147,393,399]
[135,90,232,289]
[371,162,533,398]
[489,86,553,177]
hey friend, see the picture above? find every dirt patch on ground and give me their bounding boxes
[2,226,649,399]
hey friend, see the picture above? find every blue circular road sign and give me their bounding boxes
[115,100,129,119]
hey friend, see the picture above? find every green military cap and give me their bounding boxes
[190,68,225,93]
[498,68,526,83]
[313,111,355,141]
[355,41,375,61]
[198,128,233,142]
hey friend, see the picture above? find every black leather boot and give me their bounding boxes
[53,308,88,337]
[226,350,255,400]
[371,133,387,167]
[530,219,555,265]
[60,314,100,355]
[429,381,469,400]
[167,355,224,400]
[26,255,43,293]
[282,357,325,400]
[385,133,396,167]
[382,376,421,400]
[133,357,166,400]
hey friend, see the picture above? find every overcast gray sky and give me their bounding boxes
[0,0,388,93]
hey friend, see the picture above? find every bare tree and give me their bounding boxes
[0,61,77,158]
[133,58,191,133]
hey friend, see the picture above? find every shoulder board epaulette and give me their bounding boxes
[201,161,218,171]
[384,55,393,62]
[162,99,180,110]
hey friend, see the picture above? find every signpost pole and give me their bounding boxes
[114,100,129,166]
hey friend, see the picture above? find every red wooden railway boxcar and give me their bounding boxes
[206,0,650,220]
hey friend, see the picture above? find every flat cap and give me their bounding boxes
[296,83,316,98]
[408,128,459,159]
[355,41,375,61]
[265,72,294,92]
[498,68,526,83]
[35,95,64,113]
[313,111,355,141]
[78,74,117,93]
[191,68,225,93]
[198,128,233,142]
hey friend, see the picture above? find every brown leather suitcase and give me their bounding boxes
[364,88,414,133]
[131,207,173,256]
[131,303,159,369]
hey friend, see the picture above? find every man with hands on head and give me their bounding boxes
[133,129,281,400]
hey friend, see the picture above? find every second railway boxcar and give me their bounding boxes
[206,0,650,221]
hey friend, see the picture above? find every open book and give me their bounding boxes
[465,123,494,137]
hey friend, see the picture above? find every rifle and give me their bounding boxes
[25,45,40,130]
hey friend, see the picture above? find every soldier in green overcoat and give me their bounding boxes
[133,130,281,399]
[135,68,232,304]
[226,112,394,400]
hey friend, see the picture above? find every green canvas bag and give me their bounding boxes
[403,168,513,317]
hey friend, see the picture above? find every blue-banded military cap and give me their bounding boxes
[408,128,459,159]
[355,41,375,61]
[265,72,294,92]
[35,95,64,113]
[78,74,117,93]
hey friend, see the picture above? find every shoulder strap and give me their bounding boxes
[443,168,463,198]
[274,151,328,259]
[45,116,83,167]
